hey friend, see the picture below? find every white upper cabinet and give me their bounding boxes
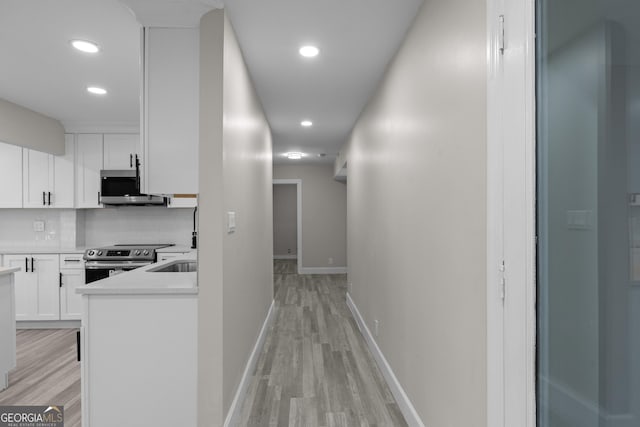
[22,135,74,208]
[53,134,75,208]
[0,142,23,208]
[143,27,199,195]
[76,134,103,208]
[103,134,141,170]
[22,149,53,207]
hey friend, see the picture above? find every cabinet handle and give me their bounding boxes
[59,272,63,288]
[77,331,81,362]
[48,192,51,206]
[31,257,34,273]
[42,191,46,206]
[130,154,133,168]
[98,191,101,204]
[25,257,28,273]
[64,258,81,263]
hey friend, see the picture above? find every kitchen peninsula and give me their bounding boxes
[76,253,197,427]
[0,266,20,391]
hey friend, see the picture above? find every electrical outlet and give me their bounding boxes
[373,320,379,337]
[328,257,334,265]
[33,220,45,232]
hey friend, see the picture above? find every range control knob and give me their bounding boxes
[97,251,103,256]
[88,250,95,256]
[143,250,150,256]
[134,250,141,256]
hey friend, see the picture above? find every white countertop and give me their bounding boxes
[76,253,198,296]
[0,267,20,277]
[0,247,86,255]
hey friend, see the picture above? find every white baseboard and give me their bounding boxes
[224,300,276,427]
[541,376,637,427]
[17,320,80,329]
[298,266,347,274]
[273,254,297,260]
[346,293,425,427]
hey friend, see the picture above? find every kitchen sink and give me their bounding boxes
[148,260,197,273]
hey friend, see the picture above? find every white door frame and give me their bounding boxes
[486,0,536,426]
[272,179,303,274]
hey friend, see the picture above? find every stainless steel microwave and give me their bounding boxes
[99,169,166,206]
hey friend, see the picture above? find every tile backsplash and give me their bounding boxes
[0,207,193,250]
[84,206,192,247]
[0,209,70,249]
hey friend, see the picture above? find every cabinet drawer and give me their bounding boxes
[60,254,85,269]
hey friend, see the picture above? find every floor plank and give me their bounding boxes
[237,260,408,427]
[0,329,81,427]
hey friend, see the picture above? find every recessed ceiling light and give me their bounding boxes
[300,120,313,127]
[285,152,304,160]
[71,39,100,53]
[87,86,107,95]
[299,45,319,58]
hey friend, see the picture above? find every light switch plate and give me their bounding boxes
[33,220,45,232]
[227,211,236,233]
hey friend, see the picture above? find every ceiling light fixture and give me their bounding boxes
[71,39,100,53]
[300,120,313,127]
[87,86,107,95]
[285,152,304,160]
[299,45,319,58]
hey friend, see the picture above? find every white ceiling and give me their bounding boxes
[0,0,141,131]
[0,0,423,164]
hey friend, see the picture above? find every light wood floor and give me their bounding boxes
[237,260,408,427]
[0,329,81,427]
[0,262,406,427]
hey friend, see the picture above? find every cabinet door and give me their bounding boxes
[4,255,36,320]
[32,255,60,321]
[22,149,53,208]
[60,268,84,320]
[51,135,75,208]
[144,27,199,194]
[158,252,188,262]
[76,134,103,208]
[103,134,140,170]
[167,196,197,208]
[0,142,23,208]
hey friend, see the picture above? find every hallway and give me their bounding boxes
[236,260,407,426]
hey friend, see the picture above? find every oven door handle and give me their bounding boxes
[84,262,152,270]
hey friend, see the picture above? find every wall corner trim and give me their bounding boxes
[346,293,426,427]
[298,267,347,275]
[223,299,276,427]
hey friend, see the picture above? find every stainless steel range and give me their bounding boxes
[83,244,174,283]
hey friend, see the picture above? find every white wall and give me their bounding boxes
[273,164,346,269]
[198,9,273,425]
[343,0,487,424]
[273,184,297,257]
[221,9,273,416]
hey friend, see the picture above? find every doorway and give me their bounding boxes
[536,1,640,426]
[272,179,302,281]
